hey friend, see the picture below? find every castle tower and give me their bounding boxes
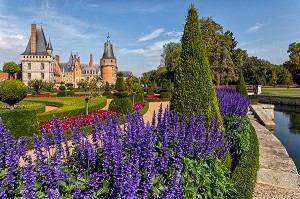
[100,34,117,85]
[20,23,54,85]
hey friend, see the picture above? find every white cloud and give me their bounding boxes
[165,31,182,37]
[245,48,268,55]
[247,23,264,33]
[119,38,180,57]
[138,28,164,42]
[87,4,100,8]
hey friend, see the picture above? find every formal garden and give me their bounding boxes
[0,5,259,199]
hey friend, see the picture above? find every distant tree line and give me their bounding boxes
[141,17,295,87]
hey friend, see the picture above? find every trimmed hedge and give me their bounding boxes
[66,90,75,96]
[24,96,107,122]
[108,98,133,114]
[114,91,129,98]
[57,90,67,97]
[231,120,259,199]
[102,90,113,98]
[0,108,39,139]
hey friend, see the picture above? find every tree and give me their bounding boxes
[277,66,293,86]
[284,42,300,84]
[236,70,248,97]
[171,5,222,123]
[28,79,43,92]
[3,62,20,79]
[43,82,55,91]
[0,80,28,110]
[199,17,235,86]
[161,42,181,81]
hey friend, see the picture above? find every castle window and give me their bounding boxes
[41,73,44,79]
[111,60,112,63]
[41,63,44,70]
[104,60,105,63]
[28,73,31,80]
[28,63,31,70]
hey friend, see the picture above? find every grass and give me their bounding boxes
[261,86,300,96]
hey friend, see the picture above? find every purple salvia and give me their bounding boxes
[85,172,102,197]
[3,146,18,194]
[71,184,87,199]
[21,156,36,199]
[45,188,60,199]
[0,190,7,199]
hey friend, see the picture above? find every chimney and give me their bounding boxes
[74,54,77,62]
[55,55,60,62]
[89,53,93,68]
[78,57,80,64]
[31,24,37,54]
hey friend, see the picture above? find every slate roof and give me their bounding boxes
[21,25,51,56]
[81,63,101,74]
[102,35,116,59]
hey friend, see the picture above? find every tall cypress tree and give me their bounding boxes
[170,5,222,123]
[236,70,248,97]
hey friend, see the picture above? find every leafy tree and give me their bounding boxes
[3,62,20,79]
[277,66,293,86]
[43,82,55,91]
[28,79,43,92]
[283,42,300,84]
[141,65,168,87]
[161,42,181,81]
[171,5,222,123]
[236,70,248,97]
[0,80,28,109]
[199,17,235,86]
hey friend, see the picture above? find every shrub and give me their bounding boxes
[59,85,66,90]
[68,86,74,90]
[115,73,127,92]
[104,81,111,91]
[236,70,248,97]
[108,98,133,114]
[160,92,170,99]
[0,79,28,109]
[0,108,39,138]
[231,121,259,199]
[28,79,44,92]
[170,5,221,124]
[57,90,67,97]
[147,88,154,95]
[114,91,129,98]
[102,90,113,98]
[66,90,75,96]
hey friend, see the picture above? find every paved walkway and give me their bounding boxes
[249,112,300,199]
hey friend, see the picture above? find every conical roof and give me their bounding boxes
[102,34,115,59]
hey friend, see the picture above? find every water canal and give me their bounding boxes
[273,106,300,173]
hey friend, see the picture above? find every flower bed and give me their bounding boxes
[40,101,146,132]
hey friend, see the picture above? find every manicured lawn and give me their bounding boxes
[261,86,300,96]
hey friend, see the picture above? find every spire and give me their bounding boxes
[67,52,74,68]
[46,38,53,50]
[102,34,115,59]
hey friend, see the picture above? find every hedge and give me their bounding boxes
[57,90,67,97]
[24,96,107,122]
[0,108,40,139]
[108,98,133,114]
[231,120,259,199]
[160,92,170,99]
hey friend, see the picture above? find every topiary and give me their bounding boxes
[57,90,67,97]
[59,85,66,90]
[115,73,127,92]
[0,79,28,110]
[102,90,113,98]
[108,98,133,114]
[104,81,111,91]
[68,85,74,91]
[114,91,129,98]
[236,70,248,97]
[170,5,222,125]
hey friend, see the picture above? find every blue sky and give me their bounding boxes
[1,0,300,76]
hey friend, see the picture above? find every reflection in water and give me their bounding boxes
[274,109,300,173]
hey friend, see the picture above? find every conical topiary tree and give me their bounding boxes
[236,70,248,97]
[170,5,222,123]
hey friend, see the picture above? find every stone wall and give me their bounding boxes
[252,94,300,106]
